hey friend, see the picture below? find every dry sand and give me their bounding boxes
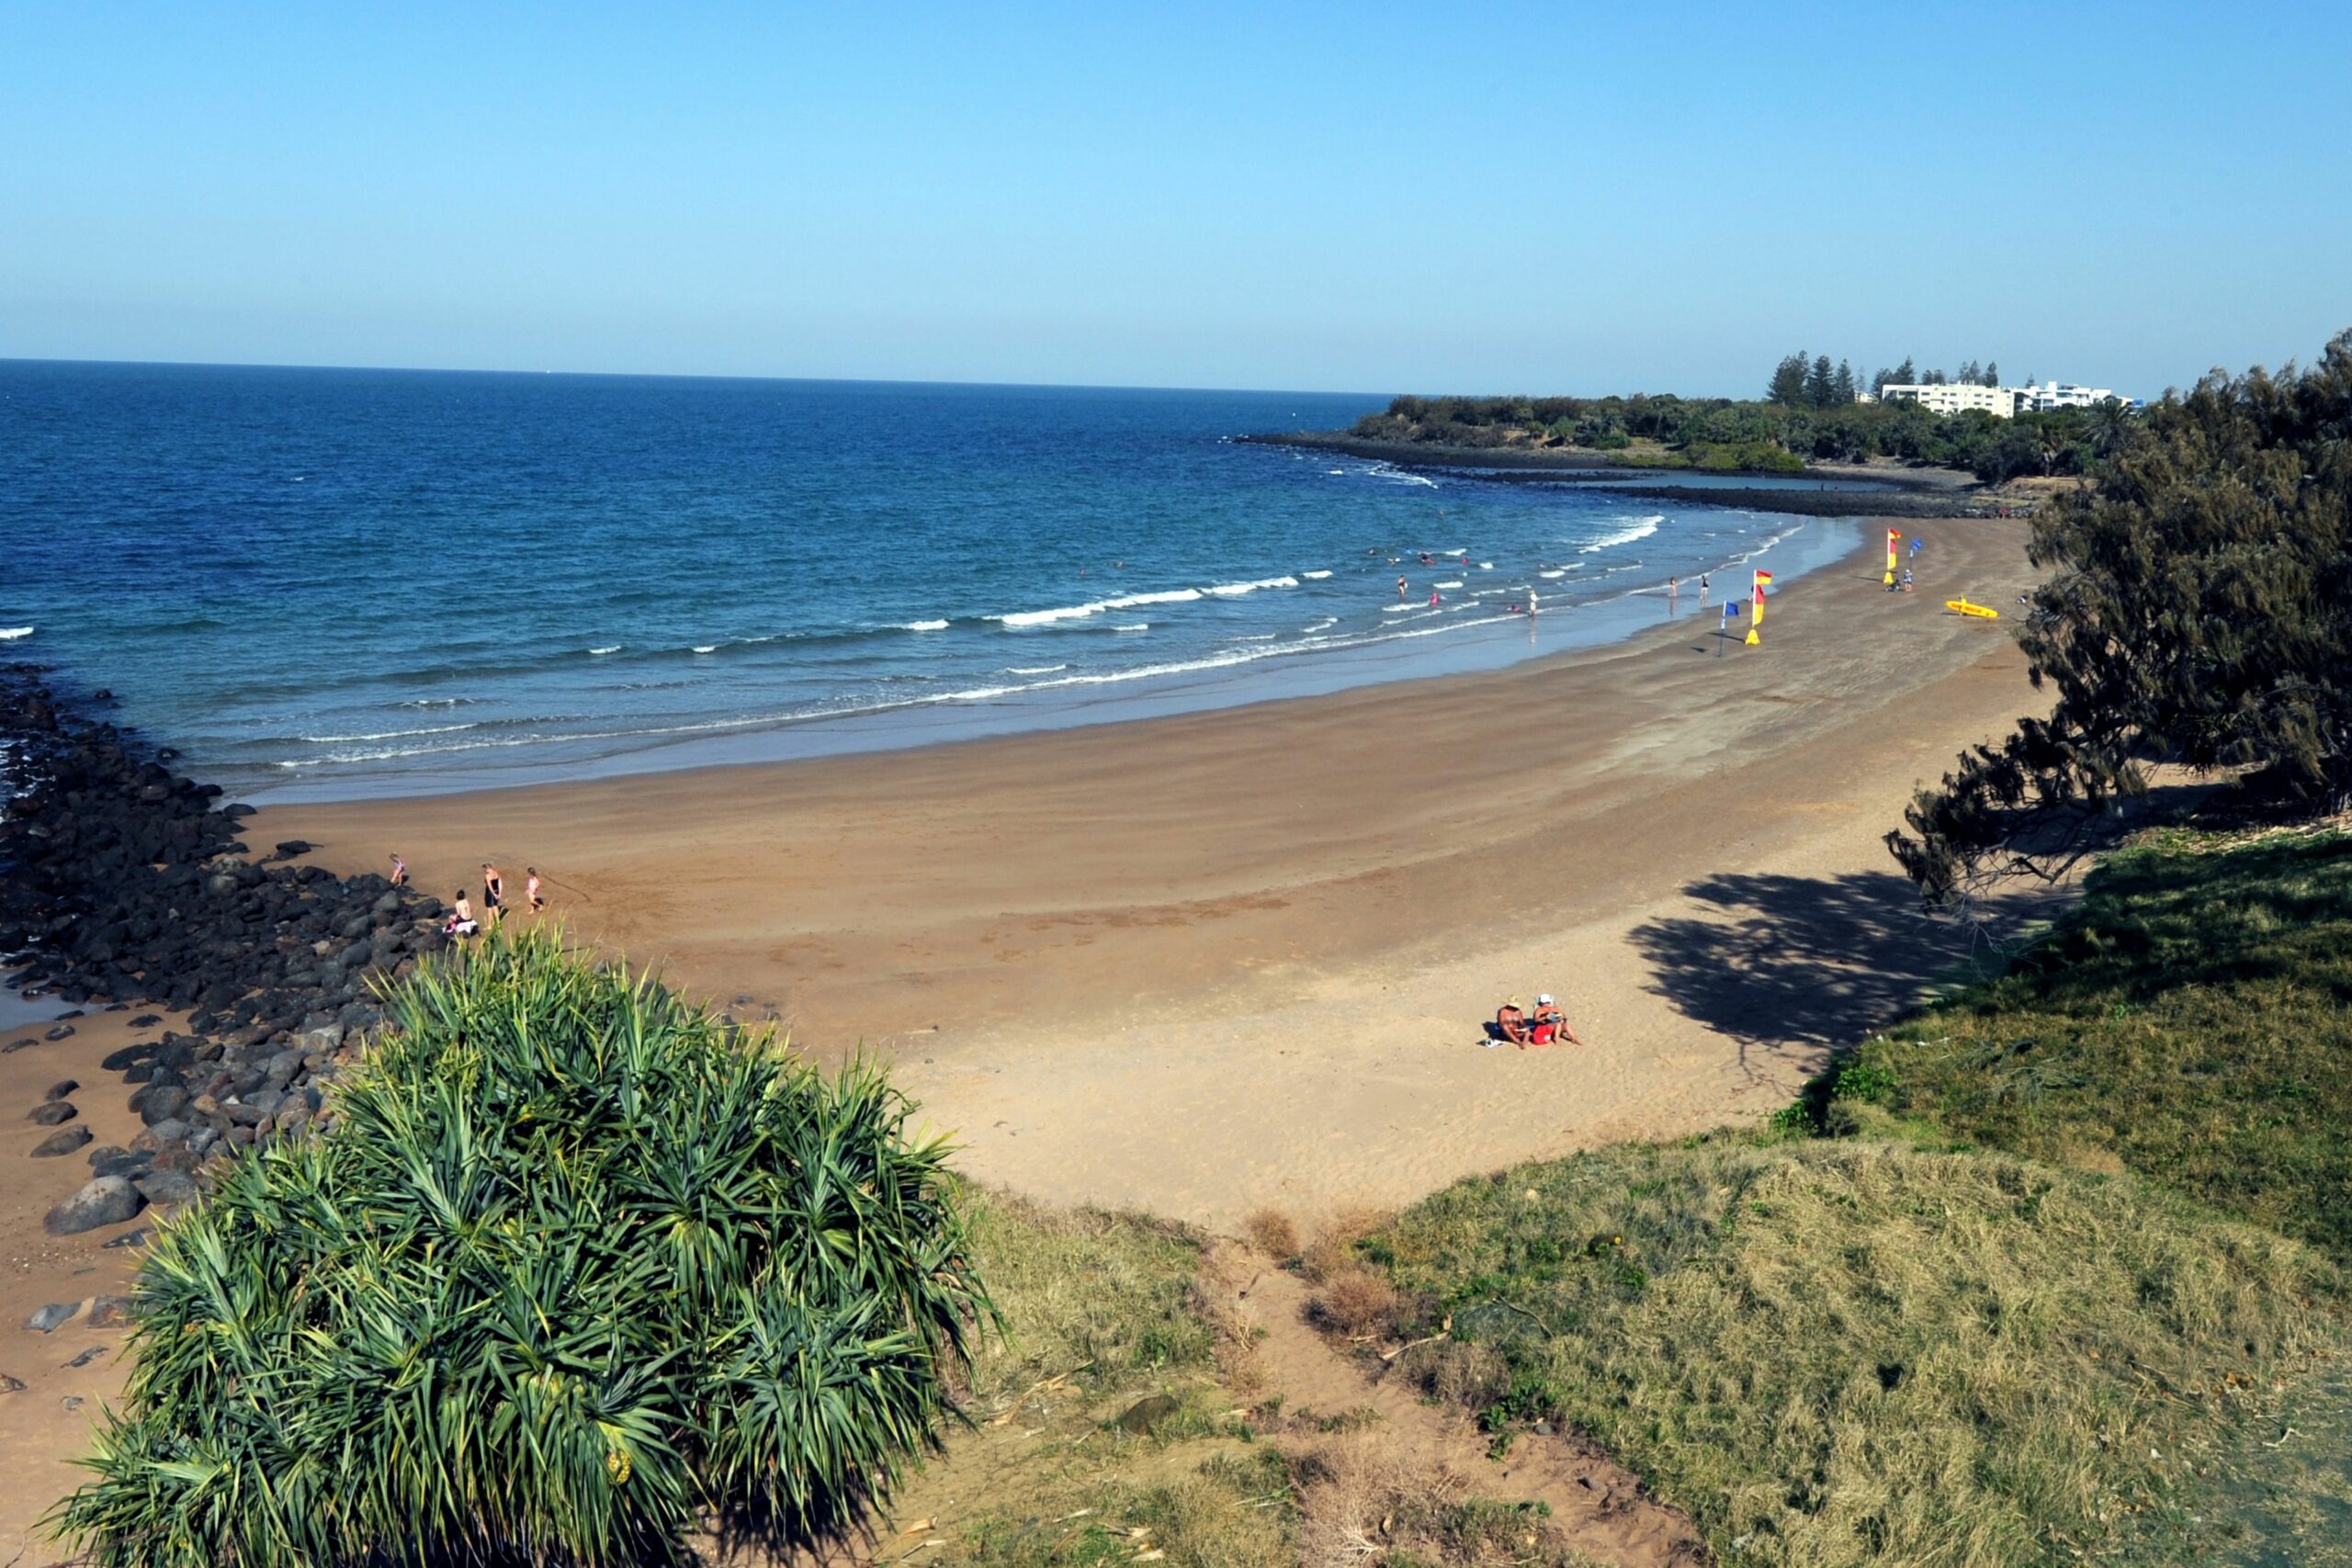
[257,516,2043,1228]
[2,516,2041,1555]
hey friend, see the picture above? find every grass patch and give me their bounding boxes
[1376,1140,2344,1567]
[892,1192,1294,1567]
[1837,827,2352,1260]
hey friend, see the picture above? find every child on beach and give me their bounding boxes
[389,852,406,887]
[526,867,544,913]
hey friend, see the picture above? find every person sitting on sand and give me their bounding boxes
[1495,997,1530,1046]
[389,852,407,887]
[1528,994,1582,1048]
[446,891,479,939]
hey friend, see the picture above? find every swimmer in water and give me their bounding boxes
[1397,575,1408,599]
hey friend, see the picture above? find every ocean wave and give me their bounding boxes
[1003,664,1069,675]
[1114,623,1149,632]
[991,578,1288,628]
[0,626,31,640]
[1382,604,1415,614]
[1435,580,1464,589]
[299,722,479,743]
[1224,632,1279,642]
[398,697,474,707]
[899,619,949,631]
[1538,569,1567,579]
[1301,616,1339,632]
[1577,515,1664,554]
[589,645,622,655]
[691,645,718,654]
[1204,575,1298,596]
[1302,570,1333,580]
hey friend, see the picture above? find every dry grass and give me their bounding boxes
[1190,1238,1267,1401]
[1242,1207,1301,1261]
[1302,1205,1392,1283]
[960,1186,1212,1402]
[1375,1140,2347,1567]
[1293,1430,1602,1568]
[1309,1264,1406,1340]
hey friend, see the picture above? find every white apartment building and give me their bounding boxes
[1863,379,2133,418]
[1875,382,2020,417]
[2016,380,2121,412]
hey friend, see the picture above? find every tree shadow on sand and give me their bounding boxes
[1627,867,2070,1084]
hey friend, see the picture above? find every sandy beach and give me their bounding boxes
[254,516,2043,1227]
[0,514,2041,1557]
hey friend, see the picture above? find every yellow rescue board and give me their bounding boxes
[1945,598,2000,619]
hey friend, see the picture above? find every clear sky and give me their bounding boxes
[3,2,2346,397]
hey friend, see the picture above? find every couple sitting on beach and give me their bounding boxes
[1491,994,1579,1050]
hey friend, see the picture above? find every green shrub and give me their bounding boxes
[53,927,991,1568]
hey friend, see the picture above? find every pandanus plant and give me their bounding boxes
[52,925,992,1567]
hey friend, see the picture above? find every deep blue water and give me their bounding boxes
[1,361,1851,798]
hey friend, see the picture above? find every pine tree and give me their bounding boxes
[1768,352,1810,406]
[1871,366,1894,394]
[1833,360,1857,404]
[1894,356,1917,385]
[1805,354,1837,409]
[1984,360,2000,387]
[1960,359,1981,386]
[1890,331,2352,906]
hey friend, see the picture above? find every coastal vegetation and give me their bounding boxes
[1347,823,2352,1566]
[54,929,992,1568]
[1892,330,2352,906]
[1344,389,2132,481]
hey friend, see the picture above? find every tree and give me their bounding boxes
[1960,359,1981,386]
[54,929,993,1568]
[1833,359,1857,405]
[1871,366,1895,394]
[1768,352,1810,406]
[1984,360,2000,387]
[1889,331,2352,906]
[1894,356,1917,386]
[1805,354,1837,409]
[2082,398,2137,459]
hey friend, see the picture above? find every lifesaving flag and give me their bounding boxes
[1885,527,1901,585]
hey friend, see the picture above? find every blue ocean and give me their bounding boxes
[1,361,1854,798]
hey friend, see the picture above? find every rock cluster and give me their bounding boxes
[3,666,449,1227]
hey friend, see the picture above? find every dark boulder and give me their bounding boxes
[44,1176,143,1235]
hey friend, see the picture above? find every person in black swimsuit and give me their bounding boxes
[481,863,503,924]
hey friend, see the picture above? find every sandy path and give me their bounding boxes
[259,517,2043,1231]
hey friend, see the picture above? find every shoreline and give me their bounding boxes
[241,514,1869,806]
[254,513,2048,1223]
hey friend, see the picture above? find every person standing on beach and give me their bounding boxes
[526,867,544,914]
[481,863,503,924]
[1699,573,1710,605]
[1668,576,1679,612]
[389,852,406,888]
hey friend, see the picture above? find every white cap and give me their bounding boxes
[1536,993,1554,1005]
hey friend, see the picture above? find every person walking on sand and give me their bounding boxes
[389,852,407,888]
[526,867,545,914]
[481,863,503,924]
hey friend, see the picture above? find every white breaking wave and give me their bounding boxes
[1224,632,1278,642]
[1435,580,1464,589]
[1578,515,1664,553]
[1114,623,1149,632]
[990,578,1295,628]
[300,722,476,743]
[1539,569,1567,579]
[590,645,622,655]
[1004,664,1068,675]
[1382,604,1415,614]
[899,619,949,631]
[1301,616,1339,632]
[1302,570,1333,580]
[0,627,30,640]
[691,645,718,654]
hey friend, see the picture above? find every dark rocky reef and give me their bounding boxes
[2,665,449,1226]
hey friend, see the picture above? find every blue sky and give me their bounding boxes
[2,3,2346,396]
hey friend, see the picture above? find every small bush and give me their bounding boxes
[1243,1206,1301,1260]
[53,928,990,1568]
[1301,1206,1389,1283]
[1310,1265,1403,1339]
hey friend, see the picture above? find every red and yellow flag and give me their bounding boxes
[1885,527,1901,585]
